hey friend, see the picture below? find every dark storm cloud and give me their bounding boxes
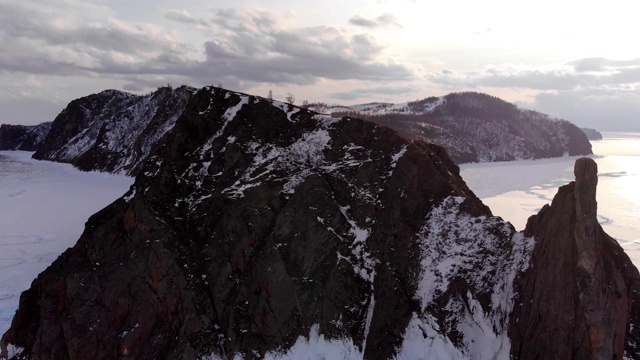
[349,13,402,28]
[122,82,147,92]
[202,37,409,85]
[428,68,583,90]
[0,2,188,79]
[329,85,416,101]
[0,37,80,76]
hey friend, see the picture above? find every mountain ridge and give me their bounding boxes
[1,88,592,175]
[317,92,593,163]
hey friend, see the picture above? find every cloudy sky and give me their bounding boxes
[2,0,639,131]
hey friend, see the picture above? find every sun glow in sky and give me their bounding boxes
[1,0,639,131]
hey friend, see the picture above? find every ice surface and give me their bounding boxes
[0,151,133,336]
[460,131,640,268]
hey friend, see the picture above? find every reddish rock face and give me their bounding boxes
[510,157,640,360]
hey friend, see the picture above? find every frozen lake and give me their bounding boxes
[0,151,133,336]
[461,132,640,266]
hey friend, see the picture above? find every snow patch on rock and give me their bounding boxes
[397,196,534,359]
[223,128,331,197]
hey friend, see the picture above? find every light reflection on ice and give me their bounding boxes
[460,131,640,267]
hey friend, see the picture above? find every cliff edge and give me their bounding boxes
[510,158,640,359]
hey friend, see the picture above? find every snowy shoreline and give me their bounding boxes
[0,151,133,336]
[460,132,640,266]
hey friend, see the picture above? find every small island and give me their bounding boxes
[581,127,603,140]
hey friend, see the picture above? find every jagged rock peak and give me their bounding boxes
[574,157,598,221]
[510,157,640,360]
[574,157,600,275]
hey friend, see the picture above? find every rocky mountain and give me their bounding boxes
[31,85,195,175]
[0,123,51,151]
[509,158,640,359]
[582,127,604,140]
[2,87,638,360]
[3,90,592,176]
[319,92,593,164]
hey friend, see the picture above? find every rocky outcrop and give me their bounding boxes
[1,87,533,359]
[1,87,637,360]
[33,85,195,175]
[328,92,593,164]
[582,127,603,140]
[0,123,51,151]
[510,157,640,359]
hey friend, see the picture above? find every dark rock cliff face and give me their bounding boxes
[510,158,640,359]
[0,123,51,151]
[331,92,593,164]
[1,87,534,359]
[1,87,637,360]
[33,86,194,175]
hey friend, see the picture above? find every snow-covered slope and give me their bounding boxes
[33,86,195,175]
[315,92,592,164]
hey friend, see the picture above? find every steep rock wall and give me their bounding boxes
[510,158,640,359]
[33,86,194,175]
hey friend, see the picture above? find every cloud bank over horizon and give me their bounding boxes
[1,0,639,131]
